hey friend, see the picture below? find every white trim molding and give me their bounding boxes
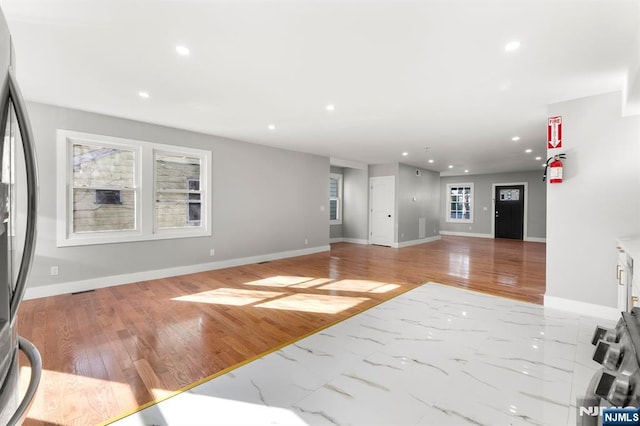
[439,231,493,239]
[330,238,369,245]
[544,295,620,321]
[330,157,368,170]
[393,235,441,248]
[445,182,474,223]
[524,237,546,243]
[24,245,331,300]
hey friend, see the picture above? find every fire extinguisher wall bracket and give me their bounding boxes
[543,153,566,183]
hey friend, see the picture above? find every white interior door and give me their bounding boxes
[369,176,395,246]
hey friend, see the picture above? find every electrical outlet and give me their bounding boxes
[210,249,215,257]
[50,266,59,276]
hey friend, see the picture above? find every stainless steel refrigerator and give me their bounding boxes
[0,5,41,426]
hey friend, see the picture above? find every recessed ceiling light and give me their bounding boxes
[448,165,453,169]
[512,136,520,141]
[464,170,469,173]
[268,124,275,130]
[428,159,434,163]
[542,163,547,167]
[138,91,150,99]
[505,40,521,52]
[176,45,190,56]
[525,149,532,153]
[535,156,542,161]
[326,104,335,111]
[402,152,408,156]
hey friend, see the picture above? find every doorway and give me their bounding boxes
[369,176,394,246]
[494,184,525,240]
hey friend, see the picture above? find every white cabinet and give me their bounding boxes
[616,237,638,311]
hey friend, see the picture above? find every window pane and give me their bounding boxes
[155,192,196,228]
[73,189,135,232]
[188,203,201,224]
[448,184,472,222]
[155,153,202,229]
[188,179,200,191]
[72,143,136,233]
[73,144,135,188]
[329,178,338,198]
[155,154,201,191]
[329,199,338,220]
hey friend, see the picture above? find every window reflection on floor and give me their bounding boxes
[448,252,470,279]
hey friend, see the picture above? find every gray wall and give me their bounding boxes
[369,163,399,178]
[27,102,329,288]
[342,167,368,241]
[397,164,440,243]
[547,92,640,308]
[439,170,546,239]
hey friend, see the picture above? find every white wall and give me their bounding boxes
[546,92,640,310]
[25,102,330,295]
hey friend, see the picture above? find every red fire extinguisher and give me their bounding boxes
[543,153,566,183]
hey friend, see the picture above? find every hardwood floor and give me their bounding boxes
[16,236,545,425]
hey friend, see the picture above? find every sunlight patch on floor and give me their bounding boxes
[172,288,284,306]
[318,279,400,293]
[20,366,136,425]
[244,276,321,288]
[255,293,370,314]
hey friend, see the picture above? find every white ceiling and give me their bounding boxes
[1,0,639,176]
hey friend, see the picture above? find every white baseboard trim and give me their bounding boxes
[25,245,331,300]
[439,231,547,243]
[544,295,621,320]
[342,238,369,245]
[330,238,369,245]
[524,237,546,243]
[439,231,493,239]
[393,235,441,248]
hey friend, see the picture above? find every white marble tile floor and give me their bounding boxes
[109,283,616,426]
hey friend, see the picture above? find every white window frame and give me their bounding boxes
[185,177,201,226]
[329,173,343,225]
[56,129,211,247]
[446,182,474,223]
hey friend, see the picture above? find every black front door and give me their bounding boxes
[495,185,524,240]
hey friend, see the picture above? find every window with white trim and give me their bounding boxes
[154,153,203,229]
[446,183,474,223]
[329,173,342,224]
[57,130,211,247]
[71,142,137,233]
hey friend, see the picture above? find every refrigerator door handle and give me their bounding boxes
[6,67,38,321]
[6,337,42,426]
